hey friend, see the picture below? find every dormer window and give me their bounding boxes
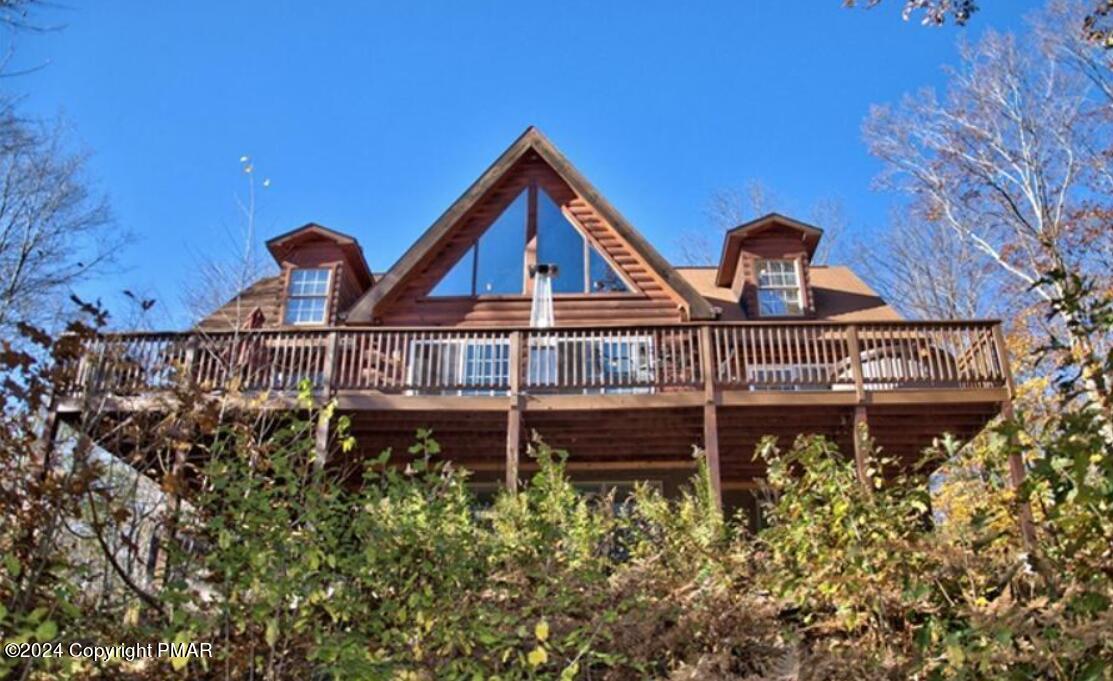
[284,268,331,325]
[756,259,803,316]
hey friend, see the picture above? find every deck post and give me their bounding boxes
[846,324,866,403]
[506,331,523,492]
[182,337,197,385]
[35,394,61,482]
[699,325,723,511]
[313,331,338,470]
[993,324,1037,550]
[852,405,872,493]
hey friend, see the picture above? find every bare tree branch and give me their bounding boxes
[853,211,1003,320]
[0,100,125,335]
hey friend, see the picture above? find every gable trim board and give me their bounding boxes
[266,223,375,291]
[344,127,715,324]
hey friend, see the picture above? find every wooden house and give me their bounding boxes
[54,128,1013,516]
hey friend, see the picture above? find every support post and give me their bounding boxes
[699,326,723,511]
[852,405,872,494]
[506,331,523,492]
[314,331,338,470]
[182,337,197,385]
[993,324,1037,549]
[36,389,61,478]
[846,324,865,403]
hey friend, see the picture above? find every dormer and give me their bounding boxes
[266,224,374,326]
[715,213,822,319]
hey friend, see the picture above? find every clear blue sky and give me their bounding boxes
[10,1,1043,328]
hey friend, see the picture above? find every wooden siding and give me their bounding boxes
[371,152,685,327]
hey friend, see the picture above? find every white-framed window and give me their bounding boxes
[528,334,655,394]
[756,259,804,316]
[406,337,511,396]
[404,334,656,395]
[284,268,331,325]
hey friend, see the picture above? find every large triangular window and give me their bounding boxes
[536,189,629,294]
[431,190,527,296]
[429,184,631,297]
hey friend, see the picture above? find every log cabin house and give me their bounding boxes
[53,127,1013,519]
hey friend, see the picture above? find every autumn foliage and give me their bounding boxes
[0,268,1110,681]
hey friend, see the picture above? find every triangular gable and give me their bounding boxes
[345,127,715,323]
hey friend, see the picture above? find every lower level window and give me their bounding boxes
[405,335,655,394]
[528,335,655,393]
[406,338,511,395]
[747,364,827,391]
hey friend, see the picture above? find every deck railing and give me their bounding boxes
[62,321,1008,399]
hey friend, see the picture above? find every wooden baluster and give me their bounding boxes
[422,331,432,389]
[710,327,720,384]
[335,333,346,389]
[896,328,911,384]
[384,332,395,388]
[801,327,813,386]
[726,328,737,386]
[651,329,661,388]
[292,334,304,390]
[759,326,770,388]
[400,331,408,389]
[740,327,751,388]
[924,326,940,384]
[389,331,398,389]
[687,327,694,385]
[389,331,398,385]
[921,326,938,385]
[722,327,733,384]
[322,331,337,394]
[929,326,943,383]
[791,326,803,386]
[368,332,376,389]
[363,332,373,389]
[979,326,995,384]
[375,332,383,389]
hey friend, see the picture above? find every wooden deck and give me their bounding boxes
[56,321,1011,506]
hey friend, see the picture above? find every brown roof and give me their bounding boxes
[344,127,716,323]
[676,265,901,322]
[197,275,285,331]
